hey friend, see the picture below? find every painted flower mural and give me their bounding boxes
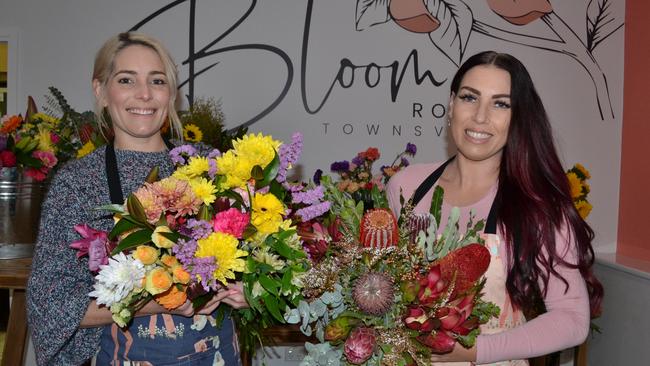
[356,0,624,121]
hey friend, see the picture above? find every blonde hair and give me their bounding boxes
[92,32,182,139]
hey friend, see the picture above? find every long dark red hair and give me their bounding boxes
[449,51,603,317]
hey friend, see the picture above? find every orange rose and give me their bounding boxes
[132,245,159,265]
[155,285,188,310]
[145,267,173,295]
[161,254,179,268]
[171,265,191,285]
[151,226,175,249]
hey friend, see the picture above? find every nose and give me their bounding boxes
[473,100,488,124]
[135,82,153,101]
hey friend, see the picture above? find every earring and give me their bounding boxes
[447,117,451,127]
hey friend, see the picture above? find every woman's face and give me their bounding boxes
[448,65,512,163]
[94,44,170,149]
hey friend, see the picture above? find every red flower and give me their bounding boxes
[403,306,439,332]
[360,147,380,162]
[417,265,447,305]
[344,327,377,364]
[486,0,553,26]
[298,221,331,262]
[438,243,491,299]
[416,331,456,353]
[0,150,17,167]
[24,167,48,181]
[359,208,399,249]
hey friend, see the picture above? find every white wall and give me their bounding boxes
[0,0,625,252]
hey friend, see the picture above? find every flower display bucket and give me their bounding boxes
[0,167,48,259]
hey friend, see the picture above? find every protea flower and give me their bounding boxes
[416,331,456,353]
[353,272,395,315]
[408,213,430,243]
[359,208,399,249]
[344,327,377,364]
[403,306,439,333]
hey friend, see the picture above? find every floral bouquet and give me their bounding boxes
[0,87,104,179]
[72,132,333,352]
[288,148,500,366]
[327,144,416,210]
[566,163,592,219]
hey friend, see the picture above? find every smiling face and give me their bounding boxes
[94,44,170,150]
[448,65,512,164]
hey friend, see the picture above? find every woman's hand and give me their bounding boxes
[196,289,231,315]
[222,282,249,309]
[429,343,477,363]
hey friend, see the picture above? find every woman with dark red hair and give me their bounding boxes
[387,51,602,365]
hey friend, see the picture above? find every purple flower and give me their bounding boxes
[401,157,410,167]
[331,161,350,173]
[277,132,303,183]
[169,145,198,165]
[313,169,323,185]
[351,156,364,166]
[295,201,331,221]
[405,142,417,156]
[208,159,218,179]
[292,185,325,205]
[186,219,213,240]
[0,134,7,151]
[208,149,221,159]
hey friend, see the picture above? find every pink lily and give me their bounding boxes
[69,224,115,272]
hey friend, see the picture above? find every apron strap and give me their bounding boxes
[410,156,499,234]
[105,138,175,205]
[105,144,123,205]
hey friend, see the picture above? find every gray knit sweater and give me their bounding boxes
[27,146,175,365]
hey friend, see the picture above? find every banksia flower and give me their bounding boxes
[352,272,395,315]
[359,208,398,249]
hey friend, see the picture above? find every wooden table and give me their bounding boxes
[0,257,32,366]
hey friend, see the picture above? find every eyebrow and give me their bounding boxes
[460,86,510,99]
[113,70,166,76]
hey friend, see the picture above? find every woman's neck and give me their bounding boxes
[439,155,501,207]
[113,135,166,152]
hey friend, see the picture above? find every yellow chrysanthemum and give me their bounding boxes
[36,130,55,153]
[216,150,253,189]
[77,141,96,158]
[183,123,203,142]
[172,165,193,181]
[574,163,591,179]
[574,200,592,219]
[31,113,59,127]
[195,232,248,285]
[186,156,210,177]
[566,172,582,199]
[190,177,217,205]
[251,192,285,234]
[232,133,281,170]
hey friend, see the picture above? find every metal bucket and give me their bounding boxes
[0,167,48,259]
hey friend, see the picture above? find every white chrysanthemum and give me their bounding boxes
[89,252,145,307]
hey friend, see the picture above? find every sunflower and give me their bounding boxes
[183,123,203,143]
[574,200,592,219]
[566,172,583,199]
